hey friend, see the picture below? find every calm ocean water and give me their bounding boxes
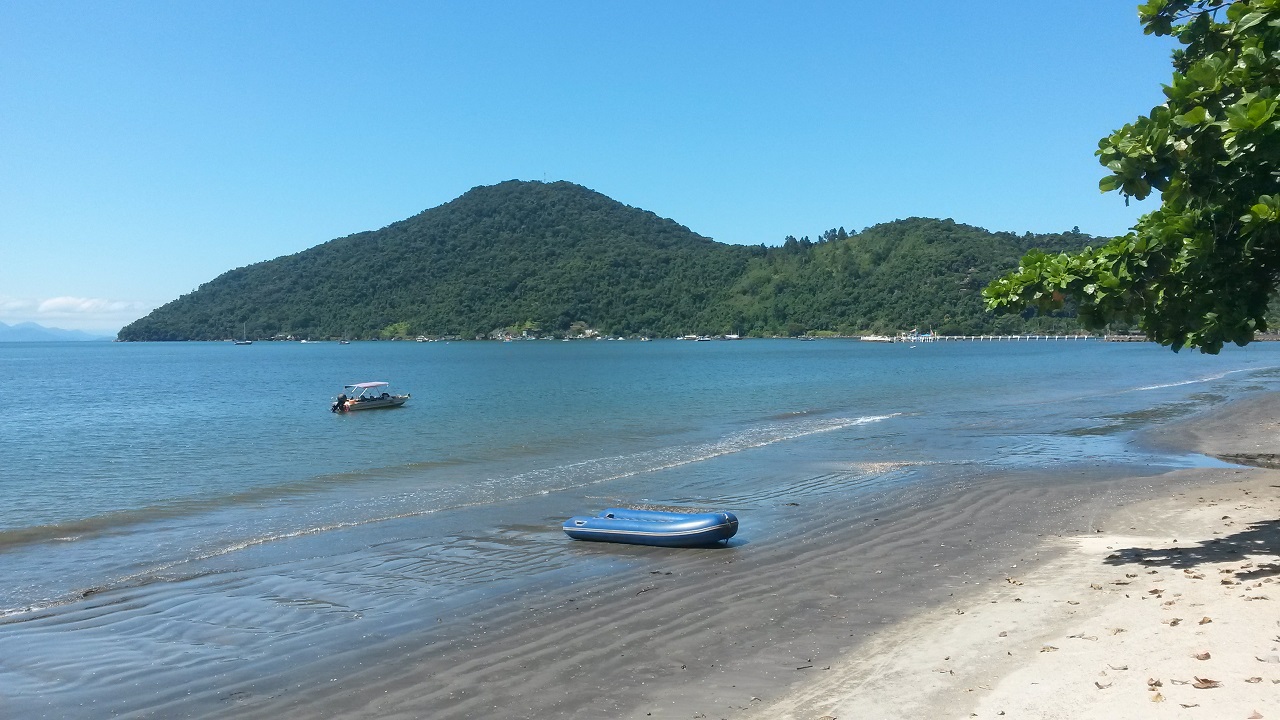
[2,338,1278,618]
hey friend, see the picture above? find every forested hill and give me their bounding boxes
[118,180,1095,341]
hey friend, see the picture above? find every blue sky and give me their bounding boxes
[1,1,1177,333]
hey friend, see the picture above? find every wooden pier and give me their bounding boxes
[868,334,1097,343]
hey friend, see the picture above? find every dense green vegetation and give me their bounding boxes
[119,180,1094,341]
[986,0,1280,353]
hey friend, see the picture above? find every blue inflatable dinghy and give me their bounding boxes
[562,508,738,547]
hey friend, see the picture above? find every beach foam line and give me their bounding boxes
[1130,366,1258,392]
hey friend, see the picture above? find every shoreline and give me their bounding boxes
[745,394,1280,720]
[240,456,1258,717]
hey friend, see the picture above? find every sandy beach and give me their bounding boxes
[746,394,1280,720]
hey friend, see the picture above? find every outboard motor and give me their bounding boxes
[331,393,347,413]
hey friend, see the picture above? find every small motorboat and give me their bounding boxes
[562,508,738,547]
[332,381,410,412]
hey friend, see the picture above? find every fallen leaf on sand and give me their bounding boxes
[1151,692,1165,703]
[1178,703,1198,708]
[1147,678,1163,688]
[1164,618,1183,626]
[1148,588,1164,595]
[1110,628,1126,635]
[1094,681,1112,689]
[1069,633,1098,641]
[1248,712,1263,719]
[1090,583,1103,590]
[1246,677,1263,683]
[1126,573,1137,578]
[1194,652,1211,660]
[1109,664,1128,671]
[1192,676,1221,689]
[1040,646,1058,653]
[1067,600,1080,605]
[1199,617,1212,625]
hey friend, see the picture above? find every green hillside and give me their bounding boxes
[117,180,1093,341]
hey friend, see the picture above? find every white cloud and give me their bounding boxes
[0,295,153,333]
[36,296,149,315]
[0,297,38,313]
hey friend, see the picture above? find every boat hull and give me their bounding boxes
[334,396,408,412]
[562,508,738,547]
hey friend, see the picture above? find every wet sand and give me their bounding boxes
[6,395,1278,719]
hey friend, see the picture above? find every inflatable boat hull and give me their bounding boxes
[562,508,738,547]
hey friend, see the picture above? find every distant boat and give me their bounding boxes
[331,382,410,413]
[234,323,253,345]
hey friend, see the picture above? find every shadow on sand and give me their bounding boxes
[1102,516,1280,581]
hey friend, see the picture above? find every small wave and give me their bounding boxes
[490,414,901,495]
[0,459,471,553]
[1130,367,1255,392]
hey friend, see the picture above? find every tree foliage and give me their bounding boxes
[118,181,1094,341]
[985,0,1280,353]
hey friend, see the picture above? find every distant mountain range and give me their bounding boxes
[0,321,113,342]
[118,180,1095,341]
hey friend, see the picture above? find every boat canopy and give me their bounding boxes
[346,381,389,389]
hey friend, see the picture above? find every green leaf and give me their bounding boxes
[1173,106,1208,127]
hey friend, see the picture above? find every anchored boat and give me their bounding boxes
[331,382,410,412]
[562,508,738,547]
